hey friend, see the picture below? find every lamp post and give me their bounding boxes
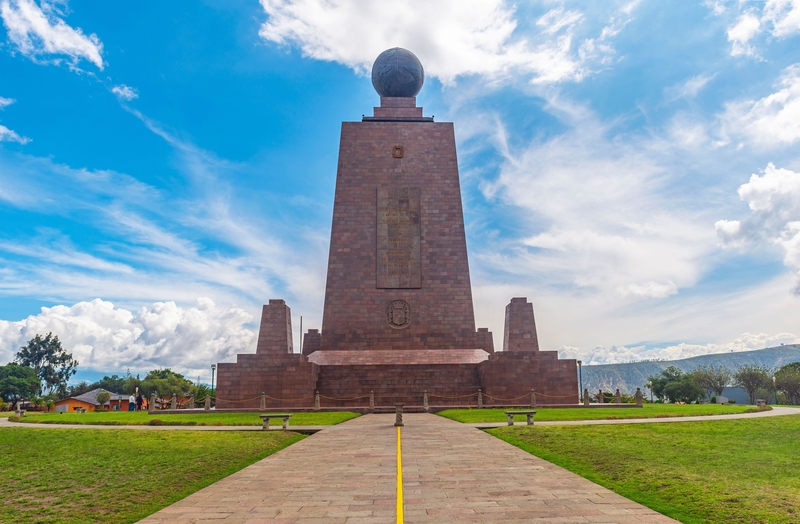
[577,360,583,401]
[772,375,777,405]
[210,364,217,408]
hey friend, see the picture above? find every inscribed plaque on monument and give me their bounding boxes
[377,187,421,288]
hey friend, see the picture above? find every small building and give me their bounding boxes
[54,388,132,412]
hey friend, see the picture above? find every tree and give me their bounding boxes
[647,366,684,402]
[67,381,94,397]
[95,391,110,410]
[15,333,78,396]
[733,364,772,405]
[775,362,800,405]
[663,375,704,403]
[692,365,732,399]
[0,364,40,409]
[139,369,194,399]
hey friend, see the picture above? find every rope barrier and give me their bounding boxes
[534,393,578,398]
[263,395,315,402]
[483,393,530,402]
[427,392,478,399]
[319,394,371,401]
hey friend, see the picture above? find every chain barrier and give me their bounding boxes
[534,393,578,398]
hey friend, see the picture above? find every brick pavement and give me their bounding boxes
[139,414,677,523]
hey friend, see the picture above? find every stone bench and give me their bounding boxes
[504,410,536,426]
[259,413,293,430]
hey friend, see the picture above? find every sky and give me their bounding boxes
[1,0,800,383]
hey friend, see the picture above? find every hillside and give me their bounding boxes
[580,344,800,394]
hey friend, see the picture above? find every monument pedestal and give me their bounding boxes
[216,49,578,410]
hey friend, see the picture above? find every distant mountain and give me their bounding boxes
[579,344,800,394]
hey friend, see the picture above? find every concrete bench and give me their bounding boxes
[504,410,537,426]
[259,413,293,430]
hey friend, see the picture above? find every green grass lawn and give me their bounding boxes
[438,403,753,423]
[11,410,360,426]
[0,427,303,523]
[490,415,800,524]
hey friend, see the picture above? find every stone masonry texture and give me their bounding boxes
[215,97,578,409]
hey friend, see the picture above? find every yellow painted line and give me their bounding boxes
[396,425,404,524]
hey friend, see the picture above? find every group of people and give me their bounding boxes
[127,393,145,411]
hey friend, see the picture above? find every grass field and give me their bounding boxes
[11,410,360,426]
[0,427,303,523]
[490,415,800,524]
[437,403,753,423]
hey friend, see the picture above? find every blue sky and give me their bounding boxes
[1,0,800,382]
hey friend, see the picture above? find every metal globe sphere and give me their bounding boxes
[371,48,424,98]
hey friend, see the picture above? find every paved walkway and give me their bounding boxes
[139,413,677,523]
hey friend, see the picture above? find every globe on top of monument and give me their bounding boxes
[371,47,424,98]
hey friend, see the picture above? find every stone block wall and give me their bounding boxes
[256,299,293,355]
[503,297,540,352]
[480,351,578,405]
[215,353,318,409]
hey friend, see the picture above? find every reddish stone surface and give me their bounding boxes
[503,297,540,352]
[255,299,293,355]
[215,97,578,408]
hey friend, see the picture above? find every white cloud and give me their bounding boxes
[0,298,257,379]
[0,0,103,69]
[562,332,800,365]
[0,96,14,109]
[762,0,800,37]
[0,123,29,144]
[727,12,761,57]
[111,84,138,101]
[257,0,636,86]
[718,63,800,147]
[719,0,800,57]
[717,163,800,294]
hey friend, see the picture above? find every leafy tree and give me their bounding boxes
[733,364,772,405]
[95,391,110,410]
[15,333,78,396]
[775,362,800,405]
[663,375,704,403]
[0,364,40,409]
[93,375,127,394]
[647,366,684,401]
[139,369,194,399]
[692,365,732,399]
[67,381,94,397]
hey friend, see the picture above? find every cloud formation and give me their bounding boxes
[0,124,29,143]
[560,332,800,365]
[258,0,636,85]
[722,0,800,57]
[0,0,103,69]
[719,64,800,147]
[716,163,800,294]
[0,298,256,380]
[111,84,138,101]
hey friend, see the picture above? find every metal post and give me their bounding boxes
[577,360,582,402]
[299,316,303,354]
[423,390,428,411]
[261,392,266,410]
[369,391,374,411]
[314,391,320,411]
[531,389,536,408]
[394,403,404,427]
[210,363,216,408]
[477,389,483,409]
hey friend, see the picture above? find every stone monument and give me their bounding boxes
[216,48,578,409]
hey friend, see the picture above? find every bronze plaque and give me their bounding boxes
[377,187,421,288]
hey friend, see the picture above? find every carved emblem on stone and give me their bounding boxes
[386,300,411,329]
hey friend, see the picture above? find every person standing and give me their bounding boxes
[135,393,143,411]
[128,394,136,412]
